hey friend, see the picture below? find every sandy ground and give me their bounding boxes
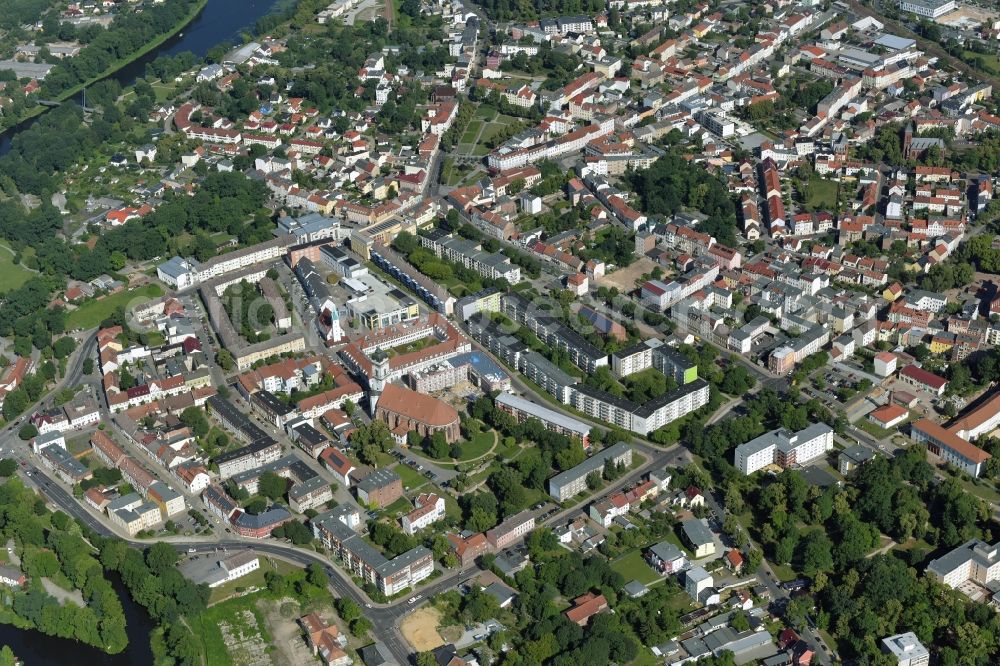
[400,607,446,652]
[595,256,659,292]
[257,597,307,666]
[938,5,995,28]
[41,577,85,607]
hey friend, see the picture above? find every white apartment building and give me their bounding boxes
[208,551,261,588]
[611,343,653,378]
[927,539,1000,589]
[734,423,834,475]
[898,0,955,18]
[400,493,446,535]
[882,633,930,666]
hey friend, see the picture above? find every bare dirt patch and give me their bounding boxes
[400,606,445,652]
[257,597,304,666]
[595,256,660,292]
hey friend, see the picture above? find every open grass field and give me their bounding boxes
[805,175,840,211]
[67,283,163,329]
[0,241,34,293]
[461,120,483,144]
[382,496,414,518]
[394,463,428,490]
[450,431,495,462]
[610,549,661,585]
[961,49,1000,75]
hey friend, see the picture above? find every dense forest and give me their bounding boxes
[0,478,130,653]
[0,0,58,29]
[38,0,204,98]
[722,448,1000,664]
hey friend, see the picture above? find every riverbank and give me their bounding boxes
[0,0,209,131]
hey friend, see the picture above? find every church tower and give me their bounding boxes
[367,348,390,416]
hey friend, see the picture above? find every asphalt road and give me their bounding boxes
[23,460,418,663]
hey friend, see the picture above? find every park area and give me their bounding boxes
[67,283,163,329]
[455,106,526,158]
[0,241,34,293]
[804,175,840,211]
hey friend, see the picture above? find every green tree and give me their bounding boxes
[180,406,210,437]
[258,471,288,500]
[217,349,235,371]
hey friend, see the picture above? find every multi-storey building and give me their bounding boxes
[401,493,446,535]
[611,342,653,378]
[312,510,434,595]
[494,392,591,449]
[420,231,522,284]
[910,418,990,477]
[734,423,834,475]
[548,443,632,501]
[486,510,536,550]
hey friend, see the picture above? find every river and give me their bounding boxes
[0,573,154,665]
[0,0,283,155]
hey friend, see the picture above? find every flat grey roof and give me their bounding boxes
[548,442,632,489]
[682,518,714,546]
[495,392,590,436]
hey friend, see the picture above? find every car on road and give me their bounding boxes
[407,596,420,604]
[473,634,485,641]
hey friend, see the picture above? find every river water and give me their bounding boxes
[0,573,154,665]
[0,0,283,155]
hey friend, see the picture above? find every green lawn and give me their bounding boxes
[769,561,798,583]
[475,105,497,120]
[961,49,1000,75]
[479,120,514,144]
[394,463,428,490]
[610,549,661,585]
[853,416,908,441]
[0,241,34,293]
[387,335,437,357]
[662,527,693,557]
[411,431,496,465]
[459,431,495,460]
[67,283,163,329]
[207,558,299,605]
[805,176,839,211]
[439,488,462,520]
[460,120,483,144]
[381,496,413,518]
